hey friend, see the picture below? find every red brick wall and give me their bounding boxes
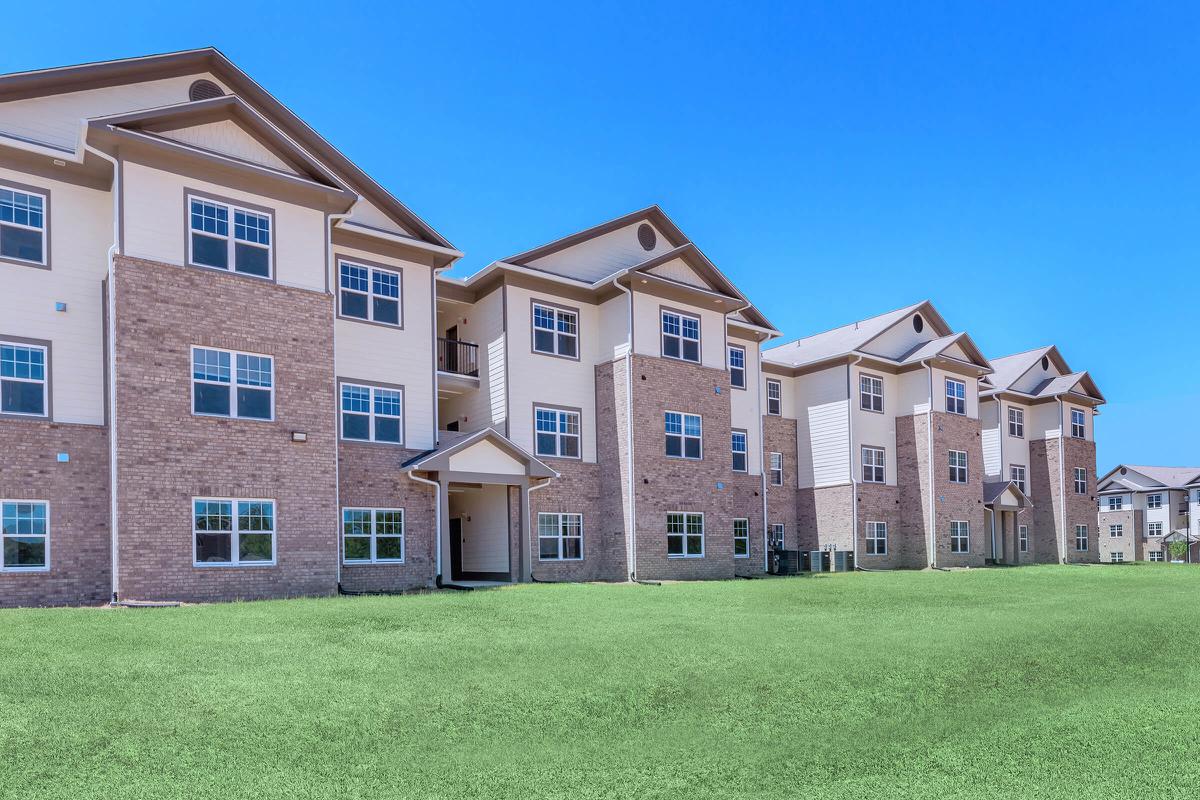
[931,411,988,567]
[1030,436,1099,564]
[529,459,624,582]
[763,415,799,549]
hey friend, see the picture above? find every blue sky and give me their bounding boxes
[3,1,1197,471]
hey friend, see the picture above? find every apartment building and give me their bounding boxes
[980,347,1105,564]
[1095,465,1200,563]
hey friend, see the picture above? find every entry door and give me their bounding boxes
[449,518,463,580]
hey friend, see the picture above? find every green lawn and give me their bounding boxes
[2,566,1199,799]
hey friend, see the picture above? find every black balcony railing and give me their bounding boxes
[438,338,479,377]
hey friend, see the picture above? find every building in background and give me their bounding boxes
[1095,465,1200,563]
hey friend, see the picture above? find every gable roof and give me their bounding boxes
[1097,464,1200,491]
[402,428,558,479]
[0,47,453,249]
[983,479,1033,508]
[503,205,688,266]
[984,345,1104,404]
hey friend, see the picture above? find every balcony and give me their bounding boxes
[438,338,480,397]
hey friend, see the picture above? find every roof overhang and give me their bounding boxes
[403,428,558,480]
[984,480,1034,509]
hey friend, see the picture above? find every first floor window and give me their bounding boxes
[1109,524,1123,538]
[661,310,700,362]
[950,520,970,553]
[1074,468,1087,495]
[189,196,271,277]
[733,518,750,557]
[341,382,403,443]
[769,523,784,550]
[1019,525,1029,553]
[1,501,47,570]
[862,445,885,483]
[1147,493,1162,510]
[866,521,887,555]
[1150,551,1165,562]
[1,341,47,416]
[192,346,273,420]
[769,452,783,486]
[340,260,401,326]
[537,512,583,561]
[1075,525,1088,551]
[766,379,781,415]
[1070,408,1086,438]
[1010,465,1027,494]
[949,450,968,484]
[1148,522,1163,537]
[728,345,746,388]
[731,430,747,472]
[945,378,966,415]
[535,406,581,458]
[665,411,702,459]
[0,184,46,264]
[667,512,704,557]
[1110,552,1125,563]
[343,508,405,563]
[193,498,275,566]
[532,302,578,358]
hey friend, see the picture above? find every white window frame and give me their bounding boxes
[534,406,582,459]
[192,497,276,567]
[1150,551,1165,562]
[1109,524,1123,538]
[945,378,966,415]
[537,512,583,561]
[661,309,700,363]
[865,520,887,556]
[338,259,402,327]
[731,430,748,473]
[1148,522,1163,537]
[1010,464,1027,494]
[1106,496,1122,511]
[769,452,783,486]
[666,512,704,558]
[0,184,47,266]
[187,194,272,279]
[949,450,968,484]
[728,345,746,389]
[665,411,702,460]
[1,499,49,572]
[769,523,785,550]
[340,382,404,444]
[1008,407,1024,438]
[950,520,970,553]
[766,379,782,415]
[0,340,48,418]
[1070,408,1086,439]
[859,374,884,413]
[342,507,405,564]
[1110,552,1125,563]
[733,518,750,558]
[1147,493,1163,510]
[1019,525,1029,553]
[1075,524,1089,551]
[862,445,885,484]
[1074,468,1087,495]
[190,345,274,421]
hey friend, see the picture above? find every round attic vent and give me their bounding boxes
[912,314,924,333]
[188,79,224,102]
[1041,356,1050,370]
[1120,467,1127,475]
[637,223,656,251]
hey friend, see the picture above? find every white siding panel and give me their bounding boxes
[159,119,298,174]
[646,258,713,290]
[440,288,506,436]
[450,485,510,573]
[525,222,673,283]
[810,400,850,487]
[447,440,524,474]
[631,289,725,370]
[982,427,1001,478]
[729,334,762,476]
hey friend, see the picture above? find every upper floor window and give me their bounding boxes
[769,452,784,486]
[665,411,702,459]
[193,498,275,566]
[731,430,747,472]
[339,260,401,326]
[766,379,782,416]
[1070,408,1086,438]
[860,374,883,412]
[1008,407,1024,438]
[950,520,970,553]
[538,512,583,561]
[733,518,749,558]
[1148,521,1164,537]
[945,378,966,415]
[728,345,746,388]
[1109,524,1123,538]
[666,512,704,558]
[1,341,47,417]
[661,310,700,363]
[188,196,271,278]
[949,450,968,484]
[535,406,581,459]
[1,500,48,570]
[1106,496,1122,511]
[1074,468,1087,495]
[1147,493,1163,510]
[192,346,273,420]
[341,382,403,444]
[862,445,885,483]
[343,508,405,563]
[1010,464,1027,494]
[0,185,47,265]
[532,302,578,358]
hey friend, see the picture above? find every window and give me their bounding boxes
[1,501,48,570]
[1019,525,1029,553]
[1147,493,1163,510]
[733,519,750,558]
[769,523,785,550]
[339,260,402,326]
[0,185,46,265]
[343,508,405,563]
[341,382,403,443]
[191,347,273,420]
[535,407,581,458]
[665,411,702,459]
[862,446,885,483]
[866,521,887,555]
[667,512,704,557]
[731,430,747,472]
[532,302,578,358]
[193,498,275,566]
[948,450,968,484]
[766,379,782,415]
[1106,496,1122,511]
[1074,468,1087,495]
[950,520,970,553]
[1075,525,1088,551]
[945,378,966,415]
[538,512,583,561]
[769,452,783,486]
[1148,522,1163,537]
[1150,551,1165,562]
[661,310,700,363]
[1,341,47,417]
[860,374,884,412]
[1110,552,1125,563]
[1109,524,1123,538]
[1010,465,1026,494]
[1008,407,1024,438]
[188,196,271,277]
[1070,408,1086,438]
[728,345,746,388]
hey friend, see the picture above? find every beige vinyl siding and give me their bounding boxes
[0,165,110,424]
[440,287,505,436]
[1064,402,1093,441]
[728,334,762,476]
[932,366,978,417]
[795,365,850,488]
[858,311,937,359]
[896,369,931,416]
[525,221,673,283]
[631,289,725,370]
[159,119,299,174]
[1029,403,1062,440]
[450,484,510,573]
[646,257,711,290]
[1003,401,1031,486]
[851,365,897,486]
[597,294,629,361]
[981,398,1001,478]
[345,197,415,238]
[1012,355,1061,394]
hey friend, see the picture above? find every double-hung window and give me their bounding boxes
[339,260,401,326]
[341,382,403,444]
[1010,465,1027,494]
[1148,522,1163,537]
[661,310,700,363]
[949,450,968,484]
[1070,408,1086,438]
[188,196,271,277]
[731,430,748,473]
[733,519,749,558]
[1074,468,1087,495]
[769,523,785,550]
[665,411,702,459]
[667,512,704,557]
[532,302,578,358]
[192,347,273,420]
[535,406,581,458]
[1075,525,1088,551]
[1109,524,1123,538]
[1106,496,1122,511]
[728,345,746,388]
[1150,551,1165,562]
[945,378,966,415]
[860,374,883,412]
[193,498,275,566]
[950,520,970,553]
[1147,493,1162,510]
[1,341,47,417]
[769,452,783,486]
[1,501,48,570]
[766,379,781,415]
[1110,552,1125,563]
[1008,407,1024,438]
[866,521,887,555]
[1019,525,1029,553]
[862,446,885,483]
[0,185,46,265]
[343,508,405,563]
[538,512,583,561]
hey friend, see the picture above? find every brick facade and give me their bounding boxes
[529,459,623,582]
[1097,510,1139,563]
[763,415,799,549]
[931,411,988,567]
[1030,436,1099,564]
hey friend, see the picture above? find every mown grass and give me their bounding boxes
[1,565,1197,799]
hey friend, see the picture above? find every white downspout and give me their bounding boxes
[758,355,769,573]
[526,477,553,581]
[1057,397,1067,563]
[924,360,936,568]
[847,356,862,568]
[327,203,357,588]
[612,278,637,580]
[407,471,441,583]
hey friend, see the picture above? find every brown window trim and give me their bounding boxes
[727,343,747,391]
[532,402,584,461]
[858,371,885,414]
[183,188,277,284]
[659,304,702,365]
[0,334,52,421]
[0,179,51,271]
[337,376,407,447]
[335,254,406,330]
[765,378,782,416]
[529,298,580,362]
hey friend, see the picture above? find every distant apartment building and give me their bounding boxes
[1095,465,1200,563]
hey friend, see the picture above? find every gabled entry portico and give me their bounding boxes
[403,429,558,586]
[984,480,1033,564]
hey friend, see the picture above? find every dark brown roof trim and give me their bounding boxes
[503,205,688,265]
